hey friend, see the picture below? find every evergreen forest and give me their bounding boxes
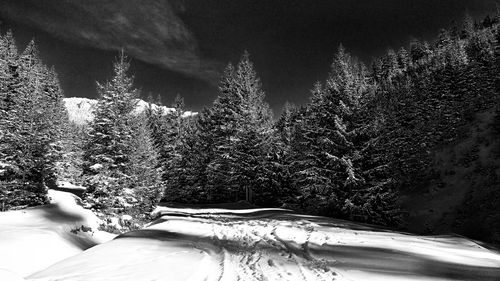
[1,13,500,244]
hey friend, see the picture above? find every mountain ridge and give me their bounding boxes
[63,97,197,125]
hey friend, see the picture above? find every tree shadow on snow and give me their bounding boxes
[310,244,500,281]
[36,204,86,224]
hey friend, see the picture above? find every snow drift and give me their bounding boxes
[0,190,114,278]
[24,204,500,281]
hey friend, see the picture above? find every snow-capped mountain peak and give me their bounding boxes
[63,97,197,125]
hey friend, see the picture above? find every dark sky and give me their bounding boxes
[0,0,497,114]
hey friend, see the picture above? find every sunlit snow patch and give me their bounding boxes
[27,206,500,281]
[0,190,115,277]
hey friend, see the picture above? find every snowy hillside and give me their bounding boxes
[0,190,115,279]
[63,97,197,125]
[0,194,496,281]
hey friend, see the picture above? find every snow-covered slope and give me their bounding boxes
[27,205,500,281]
[63,98,97,125]
[0,190,115,278]
[63,97,197,125]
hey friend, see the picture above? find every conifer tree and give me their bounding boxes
[127,114,162,214]
[276,102,299,148]
[211,53,274,202]
[382,49,398,82]
[160,95,190,191]
[1,35,68,209]
[168,52,277,204]
[396,47,410,71]
[461,13,475,39]
[288,45,398,224]
[83,51,139,206]
[495,26,500,134]
[83,51,162,217]
[290,45,360,217]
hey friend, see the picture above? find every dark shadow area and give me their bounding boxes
[35,204,86,224]
[51,187,85,199]
[61,232,99,251]
[310,244,500,281]
[159,201,261,210]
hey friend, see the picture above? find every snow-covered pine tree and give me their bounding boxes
[83,51,139,208]
[183,52,276,203]
[495,26,500,135]
[288,46,357,216]
[344,99,400,226]
[127,113,162,214]
[83,51,162,220]
[0,31,26,209]
[231,53,277,204]
[382,48,398,83]
[396,47,410,72]
[1,35,68,210]
[461,13,475,39]
[160,95,189,187]
[0,30,20,171]
[145,94,166,155]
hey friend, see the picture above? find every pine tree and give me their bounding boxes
[461,13,475,39]
[396,47,410,71]
[83,51,139,207]
[410,38,431,64]
[127,114,162,214]
[287,45,398,224]
[1,35,68,210]
[160,95,191,195]
[494,26,500,135]
[289,45,360,217]
[276,102,298,148]
[465,30,495,63]
[436,28,452,49]
[382,48,398,83]
[171,52,276,204]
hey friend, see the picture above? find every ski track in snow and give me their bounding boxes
[8,203,500,281]
[145,209,500,281]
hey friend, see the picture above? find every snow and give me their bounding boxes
[133,99,175,116]
[151,205,290,218]
[26,205,500,281]
[28,236,222,281]
[0,161,15,176]
[0,190,115,278]
[56,181,86,191]
[0,162,12,168]
[89,163,103,171]
[63,97,97,125]
[120,214,133,221]
[1,195,499,280]
[182,111,198,118]
[0,269,26,281]
[63,97,197,126]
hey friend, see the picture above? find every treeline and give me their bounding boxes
[158,14,500,228]
[156,49,399,225]
[1,12,500,234]
[0,32,67,210]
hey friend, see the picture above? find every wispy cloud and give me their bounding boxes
[0,0,221,82]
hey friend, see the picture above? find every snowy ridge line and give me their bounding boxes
[63,97,197,125]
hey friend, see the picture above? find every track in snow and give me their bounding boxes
[28,206,500,281]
